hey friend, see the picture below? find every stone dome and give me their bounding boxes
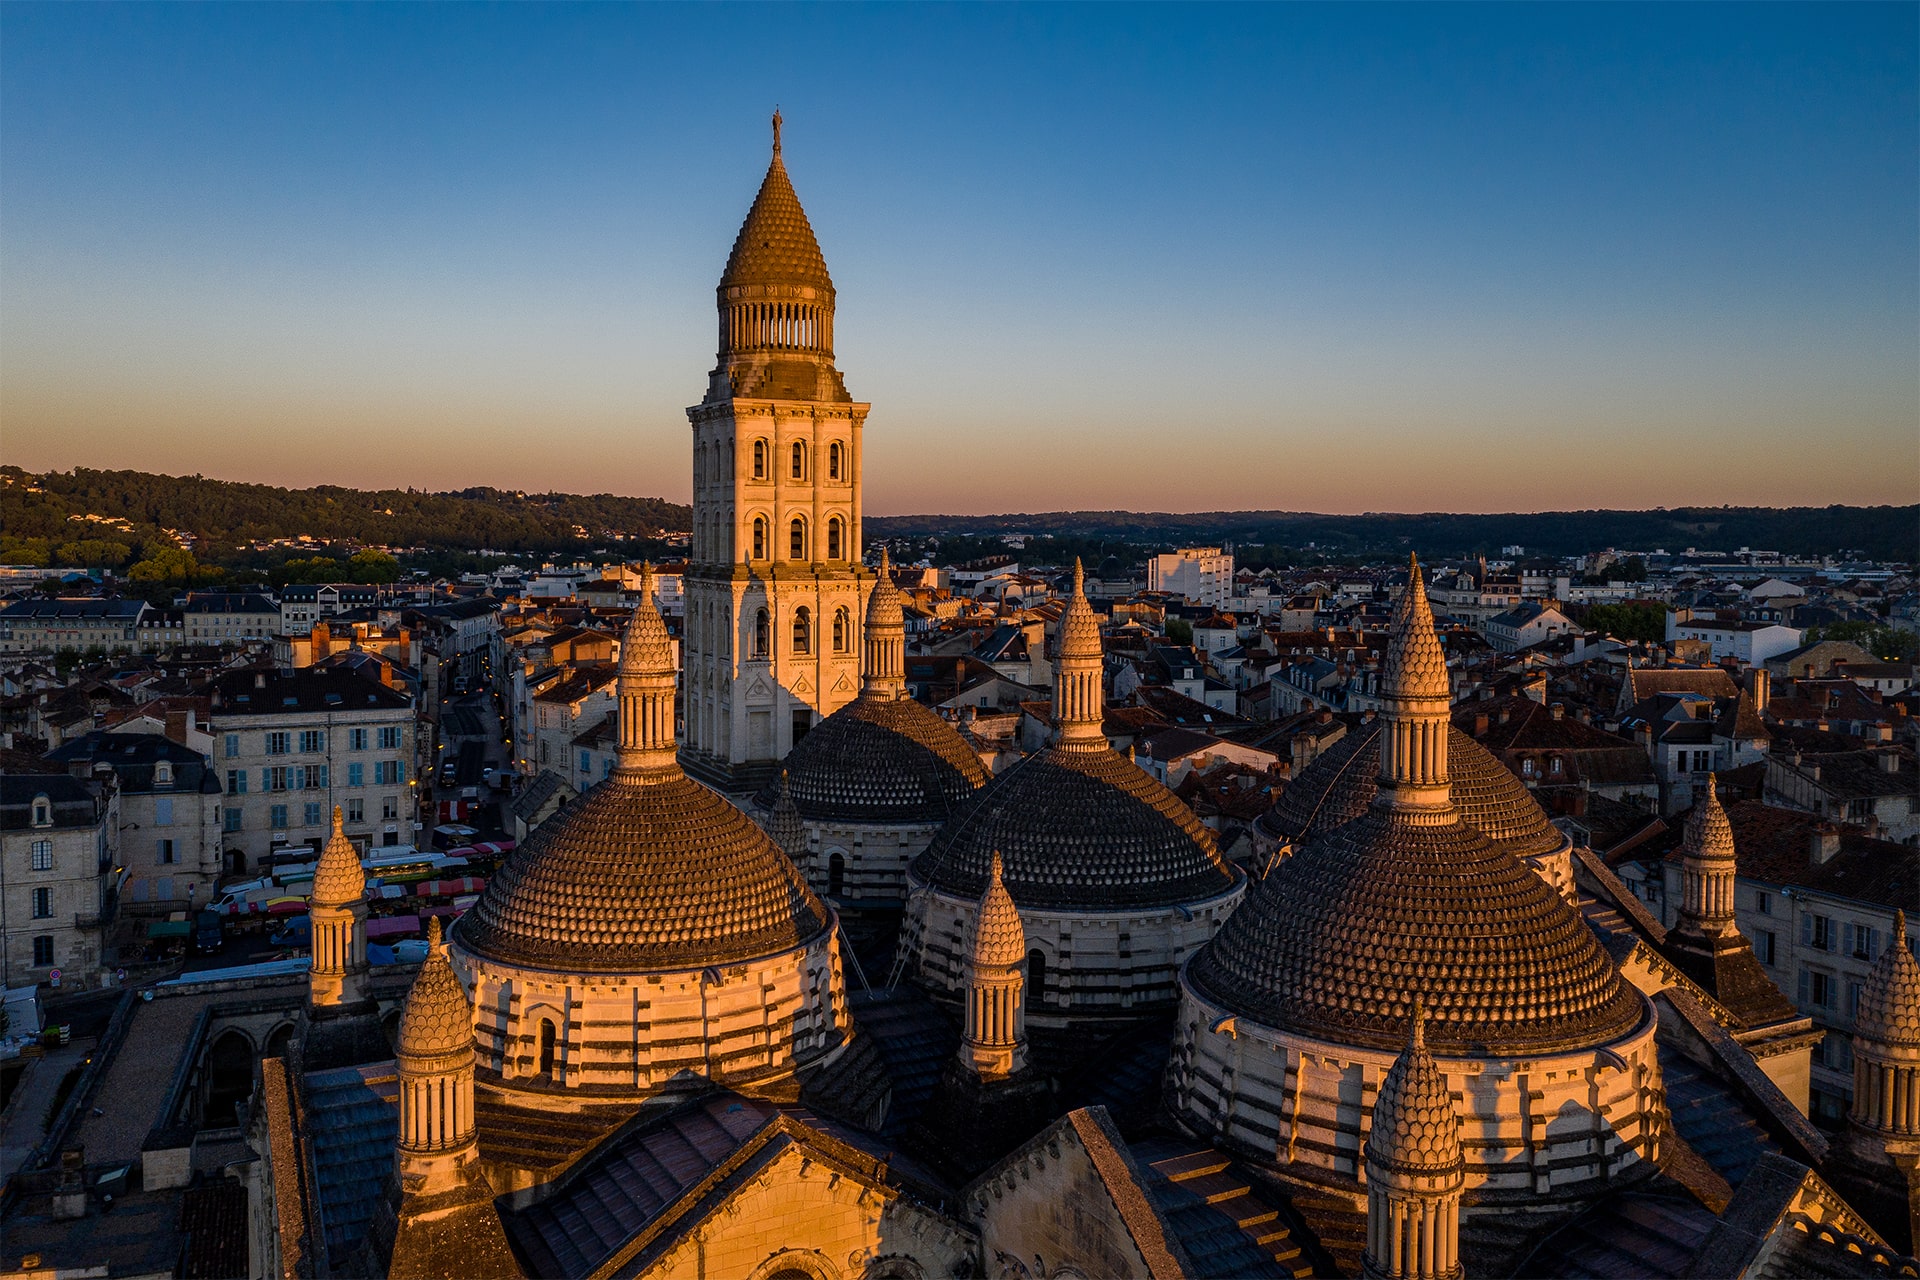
[1857,911,1920,1049]
[397,919,470,1061]
[912,746,1239,910]
[720,122,833,295]
[1188,804,1644,1055]
[313,806,365,907]
[1256,720,1566,863]
[756,695,987,825]
[970,852,1026,969]
[1367,1009,1462,1174]
[455,770,829,973]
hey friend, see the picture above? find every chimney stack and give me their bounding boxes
[1810,823,1842,865]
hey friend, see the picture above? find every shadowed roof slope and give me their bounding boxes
[1259,720,1567,861]
[912,746,1239,910]
[757,696,987,824]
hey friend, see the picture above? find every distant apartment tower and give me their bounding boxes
[1147,547,1234,609]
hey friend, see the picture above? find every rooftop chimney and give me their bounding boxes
[1810,823,1842,865]
[1550,702,1565,721]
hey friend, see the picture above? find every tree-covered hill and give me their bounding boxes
[866,505,1918,563]
[0,467,690,566]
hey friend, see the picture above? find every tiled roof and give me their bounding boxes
[912,744,1238,910]
[1192,802,1644,1055]
[756,693,986,825]
[1259,720,1567,862]
[1710,801,1920,910]
[456,768,829,971]
[720,147,833,293]
[207,669,410,715]
[303,1063,400,1267]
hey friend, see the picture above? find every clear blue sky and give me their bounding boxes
[3,3,1914,514]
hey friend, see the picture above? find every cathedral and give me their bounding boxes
[236,119,1920,1278]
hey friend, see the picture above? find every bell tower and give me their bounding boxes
[683,114,871,791]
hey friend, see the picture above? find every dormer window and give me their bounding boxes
[154,762,173,787]
[31,796,52,828]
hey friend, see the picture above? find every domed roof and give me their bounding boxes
[313,806,365,907]
[397,919,470,1061]
[720,116,833,295]
[1367,1009,1462,1175]
[457,771,829,972]
[970,852,1026,969]
[1684,775,1736,864]
[912,746,1239,910]
[1257,721,1566,862]
[1189,805,1644,1055]
[1857,911,1920,1049]
[758,695,987,825]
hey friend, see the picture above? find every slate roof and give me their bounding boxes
[1702,802,1920,912]
[44,731,221,795]
[207,669,410,715]
[0,773,101,830]
[302,1063,400,1267]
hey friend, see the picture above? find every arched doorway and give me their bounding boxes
[203,1030,256,1128]
[264,1023,294,1060]
[827,852,845,898]
[538,1018,557,1075]
[1027,949,1048,1007]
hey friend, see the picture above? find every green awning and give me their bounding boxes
[145,920,193,938]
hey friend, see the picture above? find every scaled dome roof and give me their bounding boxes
[1857,911,1920,1049]
[912,746,1240,910]
[1258,720,1566,862]
[397,919,470,1061]
[720,137,834,295]
[757,695,987,825]
[1367,1012,1462,1174]
[455,770,829,973]
[1189,804,1644,1055]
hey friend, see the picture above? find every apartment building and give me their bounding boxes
[44,732,224,911]
[1,775,116,991]
[207,668,417,871]
[1146,547,1234,609]
[0,598,148,654]
[181,592,281,644]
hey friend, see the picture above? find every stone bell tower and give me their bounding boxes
[682,112,871,792]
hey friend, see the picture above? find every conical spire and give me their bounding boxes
[719,117,834,296]
[1858,910,1920,1050]
[312,805,365,907]
[1367,1004,1462,1174]
[970,852,1027,969]
[1376,554,1452,814]
[397,918,471,1063]
[862,546,906,699]
[1053,559,1107,750]
[767,769,805,859]
[616,564,678,773]
[1685,775,1735,864]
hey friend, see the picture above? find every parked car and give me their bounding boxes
[193,910,225,954]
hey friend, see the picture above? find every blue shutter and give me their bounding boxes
[1797,968,1809,1004]
[1801,914,1813,946]
[1843,922,1854,957]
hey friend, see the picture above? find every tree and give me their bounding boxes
[1582,602,1666,643]
[1806,622,1919,662]
[346,549,401,583]
[55,539,131,568]
[128,547,214,584]
[1165,617,1194,645]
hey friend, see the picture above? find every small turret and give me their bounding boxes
[616,564,678,774]
[309,807,368,1008]
[1363,1006,1464,1280]
[1053,560,1106,751]
[862,547,906,699]
[959,852,1028,1080]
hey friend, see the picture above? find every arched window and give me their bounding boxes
[827,852,845,897]
[752,440,767,480]
[721,606,731,657]
[828,441,843,480]
[791,441,806,480]
[789,517,807,561]
[538,1019,557,1075]
[826,517,843,561]
[753,610,770,657]
[695,443,706,488]
[793,607,812,655]
[1027,949,1048,1006]
[31,796,51,828]
[832,607,849,653]
[752,517,768,561]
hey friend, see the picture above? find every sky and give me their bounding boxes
[2,4,1915,516]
